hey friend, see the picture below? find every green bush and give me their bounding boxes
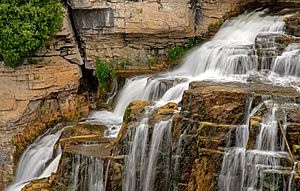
[94,58,116,94]
[166,38,203,62]
[147,58,154,67]
[0,0,64,67]
[119,58,131,68]
[166,46,185,61]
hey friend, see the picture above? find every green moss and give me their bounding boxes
[123,108,132,123]
[40,104,46,115]
[136,8,143,14]
[210,18,224,28]
[8,139,14,145]
[135,52,142,62]
[0,0,64,67]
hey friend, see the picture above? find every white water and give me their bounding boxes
[267,43,300,88]
[9,9,300,191]
[70,154,105,191]
[6,127,64,191]
[219,100,297,191]
[123,118,172,191]
[288,162,298,191]
[89,10,298,137]
[173,129,187,191]
[88,10,300,190]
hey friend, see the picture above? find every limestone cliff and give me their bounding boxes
[0,7,88,186]
[67,0,300,70]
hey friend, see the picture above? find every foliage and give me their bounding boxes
[166,46,185,61]
[94,58,116,94]
[166,38,203,62]
[40,103,46,115]
[147,58,154,67]
[119,58,131,68]
[210,18,224,28]
[0,0,64,67]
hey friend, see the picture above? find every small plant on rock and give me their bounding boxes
[119,58,131,68]
[166,46,185,61]
[94,58,116,95]
[147,58,154,67]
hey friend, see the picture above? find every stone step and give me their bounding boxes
[198,136,232,149]
[245,150,292,168]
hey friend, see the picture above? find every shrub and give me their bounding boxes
[166,38,203,63]
[94,58,116,94]
[147,58,154,67]
[0,0,64,67]
[166,46,185,61]
[119,58,131,68]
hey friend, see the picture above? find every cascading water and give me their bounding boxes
[267,43,300,88]
[272,44,300,77]
[173,129,187,191]
[70,154,105,191]
[90,10,290,137]
[87,9,300,191]
[6,126,64,191]
[219,99,298,191]
[244,101,293,191]
[9,8,300,191]
[123,118,173,191]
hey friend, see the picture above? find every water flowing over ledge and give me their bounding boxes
[9,8,300,191]
[6,126,65,191]
[89,10,300,138]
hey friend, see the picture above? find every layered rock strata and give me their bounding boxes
[0,7,88,187]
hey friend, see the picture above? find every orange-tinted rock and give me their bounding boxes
[0,7,87,185]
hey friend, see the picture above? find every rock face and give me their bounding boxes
[20,81,300,191]
[285,12,300,37]
[173,81,300,191]
[21,121,115,191]
[68,0,197,69]
[66,0,300,70]
[0,7,88,187]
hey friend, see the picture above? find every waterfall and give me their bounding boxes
[89,10,289,137]
[85,10,299,190]
[123,118,172,191]
[6,126,64,191]
[173,129,187,191]
[267,43,300,87]
[218,97,254,191]
[219,100,297,191]
[10,8,300,191]
[70,154,105,191]
[288,162,298,191]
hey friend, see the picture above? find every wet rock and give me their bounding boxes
[113,100,152,146]
[149,102,178,125]
[172,81,300,191]
[60,122,114,159]
[122,100,152,124]
[285,12,300,37]
[30,122,115,191]
[255,33,300,70]
[183,81,248,125]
